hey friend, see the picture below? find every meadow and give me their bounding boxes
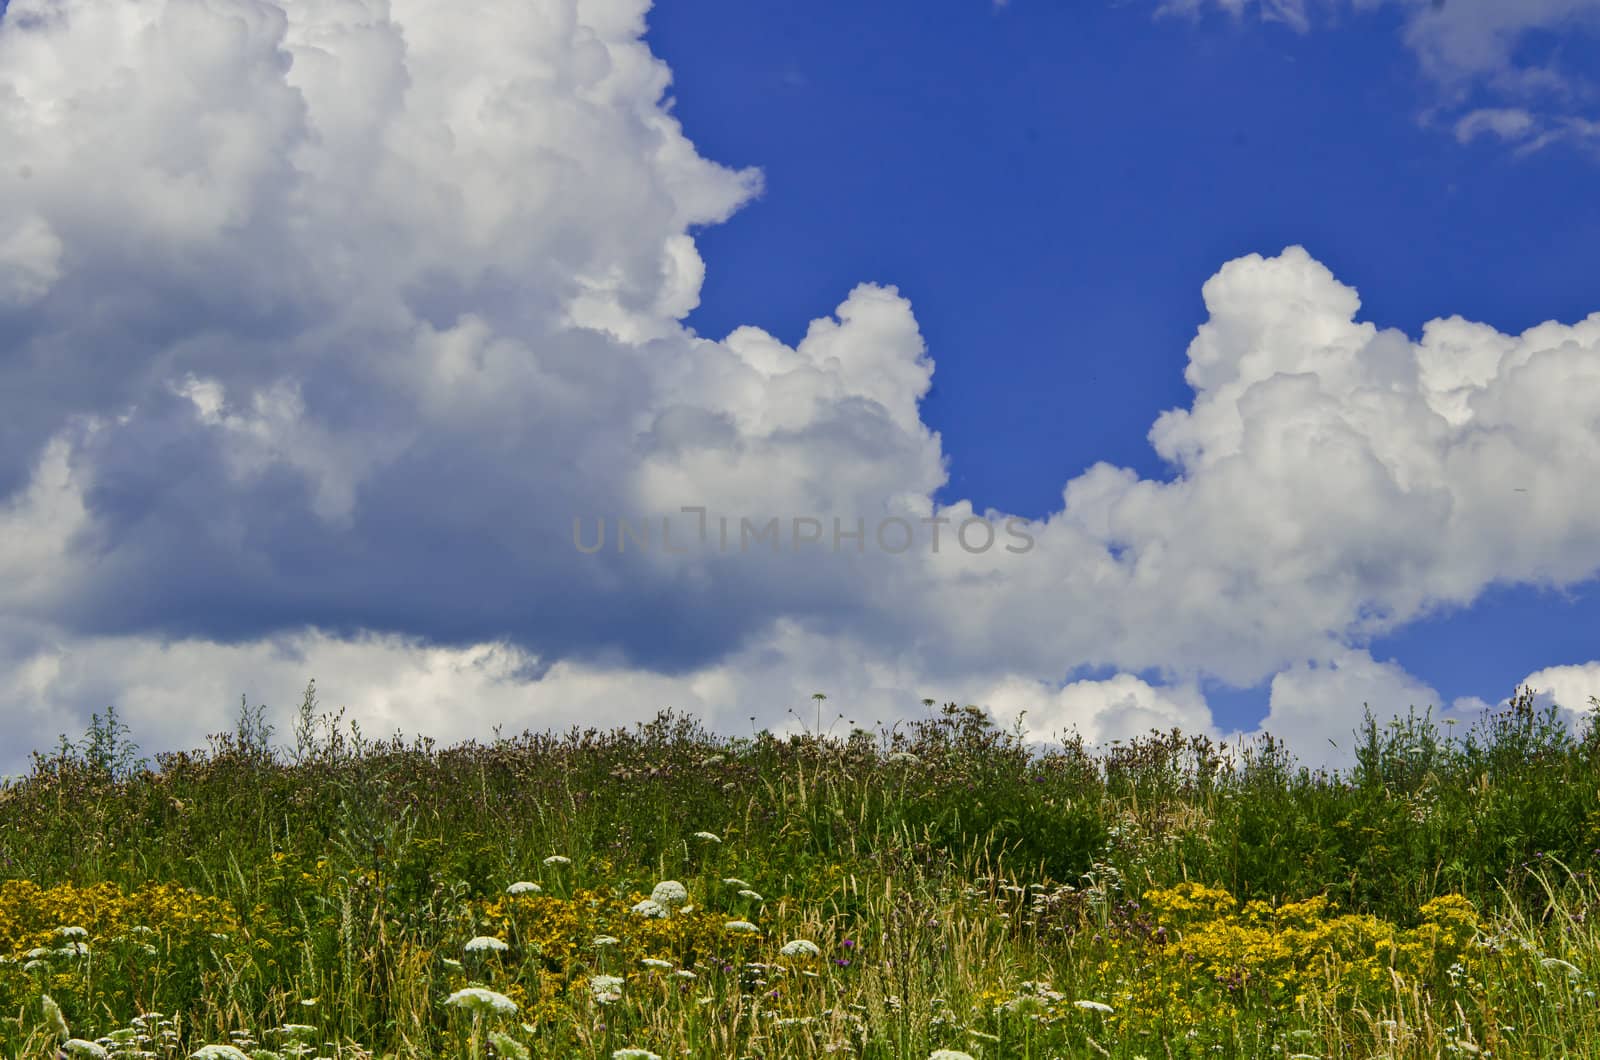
[4,684,1600,1059]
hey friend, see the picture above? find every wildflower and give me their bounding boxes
[593,935,621,947]
[444,987,519,1015]
[725,920,760,934]
[55,942,90,958]
[1073,1000,1114,1013]
[54,926,89,940]
[275,1025,316,1041]
[632,899,667,918]
[1003,994,1047,1017]
[890,751,920,764]
[780,939,821,958]
[505,881,542,895]
[738,889,765,902]
[928,1051,975,1060]
[693,831,722,842]
[651,880,689,907]
[190,1048,251,1060]
[642,958,674,970]
[723,877,753,889]
[489,1031,531,1060]
[675,969,697,979]
[543,855,572,866]
[590,974,625,1003]
[61,1042,108,1059]
[613,1050,661,1060]
[465,936,510,954]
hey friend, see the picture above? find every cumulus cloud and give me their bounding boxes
[2,0,1600,777]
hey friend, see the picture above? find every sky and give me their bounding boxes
[1,0,1599,776]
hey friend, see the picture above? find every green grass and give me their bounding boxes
[3,684,1600,1058]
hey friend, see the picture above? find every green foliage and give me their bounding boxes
[5,685,1600,1056]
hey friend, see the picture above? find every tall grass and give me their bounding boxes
[2,684,1599,1057]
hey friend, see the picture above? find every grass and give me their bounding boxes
[3,683,1600,1058]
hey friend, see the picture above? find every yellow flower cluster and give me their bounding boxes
[1099,883,1483,1022]
[0,878,242,956]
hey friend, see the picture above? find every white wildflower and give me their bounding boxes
[505,881,542,895]
[444,987,518,1015]
[725,920,760,934]
[928,1051,975,1060]
[1073,1000,1114,1013]
[589,974,625,1003]
[651,880,689,907]
[780,939,820,958]
[612,1049,661,1060]
[593,935,621,948]
[722,877,752,890]
[543,855,571,866]
[641,958,673,970]
[632,899,667,918]
[54,926,89,940]
[61,1041,108,1059]
[693,831,721,843]
[738,889,764,902]
[464,936,510,954]
[189,1047,251,1060]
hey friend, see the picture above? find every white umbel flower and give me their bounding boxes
[780,939,820,958]
[444,987,518,1015]
[651,880,689,907]
[465,936,509,954]
[1073,999,1113,1013]
[505,881,542,895]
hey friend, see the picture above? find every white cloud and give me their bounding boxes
[1157,0,1312,33]
[2,1,1600,776]
[1248,647,1444,769]
[1158,0,1600,155]
[1454,107,1538,144]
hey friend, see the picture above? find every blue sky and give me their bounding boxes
[1,0,1599,773]
[649,0,1600,729]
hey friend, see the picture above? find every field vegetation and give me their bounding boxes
[4,684,1600,1058]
